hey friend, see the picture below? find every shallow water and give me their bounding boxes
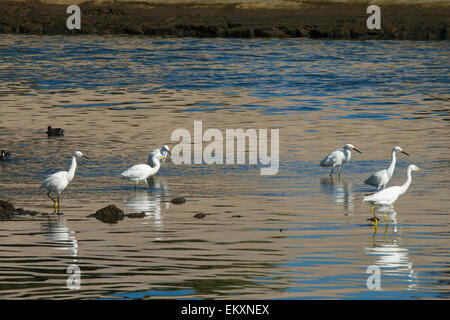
[0,35,449,299]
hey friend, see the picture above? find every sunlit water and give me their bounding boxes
[0,35,449,299]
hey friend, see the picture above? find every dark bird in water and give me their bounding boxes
[0,150,11,161]
[47,126,64,137]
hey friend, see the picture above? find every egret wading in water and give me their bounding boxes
[320,144,362,176]
[148,145,171,166]
[41,151,89,213]
[365,146,409,191]
[121,150,164,190]
[363,164,420,222]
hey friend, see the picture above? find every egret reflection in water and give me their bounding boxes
[122,177,170,231]
[364,240,417,291]
[372,205,399,232]
[41,216,78,258]
[319,176,354,212]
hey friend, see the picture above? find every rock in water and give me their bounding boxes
[194,212,210,219]
[126,212,146,218]
[0,200,15,218]
[93,205,124,223]
[171,197,186,205]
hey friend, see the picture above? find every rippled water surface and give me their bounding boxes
[0,35,449,299]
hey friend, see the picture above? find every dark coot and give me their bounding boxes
[47,126,64,136]
[0,150,11,161]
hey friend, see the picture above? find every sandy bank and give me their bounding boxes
[0,0,448,39]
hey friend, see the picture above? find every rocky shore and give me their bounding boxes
[0,0,448,40]
[0,200,41,219]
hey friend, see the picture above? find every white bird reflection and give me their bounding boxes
[371,205,399,233]
[122,176,170,232]
[320,176,354,212]
[364,238,418,290]
[41,216,78,259]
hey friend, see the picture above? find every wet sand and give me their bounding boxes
[0,0,449,40]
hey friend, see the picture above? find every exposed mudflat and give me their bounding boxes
[0,0,448,39]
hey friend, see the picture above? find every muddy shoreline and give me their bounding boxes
[0,1,448,40]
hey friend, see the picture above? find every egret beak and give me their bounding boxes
[415,166,420,171]
[401,151,410,156]
[166,150,171,155]
[353,147,362,154]
[82,155,90,160]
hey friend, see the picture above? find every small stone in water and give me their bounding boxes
[194,212,210,219]
[171,198,186,205]
[126,212,146,218]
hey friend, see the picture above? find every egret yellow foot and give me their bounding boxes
[383,213,388,234]
[367,216,379,234]
[367,216,379,226]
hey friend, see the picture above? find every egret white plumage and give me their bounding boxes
[41,150,89,213]
[148,145,170,166]
[364,146,409,191]
[121,150,164,190]
[363,164,420,215]
[320,144,362,176]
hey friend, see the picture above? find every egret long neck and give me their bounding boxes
[399,167,413,195]
[387,150,397,178]
[153,158,161,170]
[150,154,161,169]
[67,156,77,182]
[344,149,351,162]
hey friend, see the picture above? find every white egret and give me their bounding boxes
[320,144,362,176]
[363,164,420,215]
[41,150,89,213]
[148,145,170,166]
[121,150,164,190]
[365,146,409,191]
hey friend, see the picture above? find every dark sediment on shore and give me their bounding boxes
[0,200,42,219]
[0,1,448,40]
